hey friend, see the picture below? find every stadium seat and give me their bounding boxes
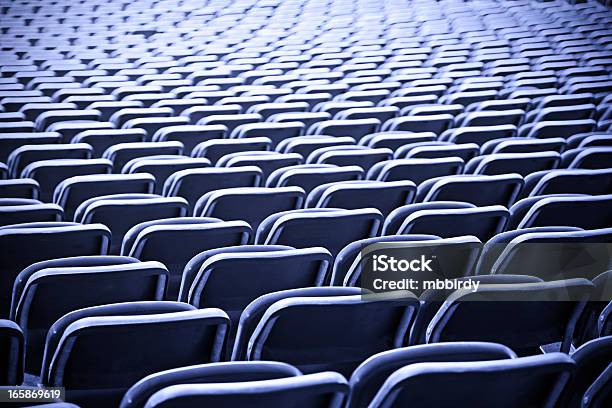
[11,257,167,374]
[40,302,229,408]
[194,187,304,232]
[140,371,348,408]
[236,287,418,376]
[346,342,516,408]
[255,208,382,257]
[120,361,302,408]
[0,222,110,318]
[368,353,574,408]
[305,180,416,216]
[74,194,187,254]
[428,279,593,354]
[121,218,251,299]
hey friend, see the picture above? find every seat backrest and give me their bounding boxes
[416,174,523,208]
[0,223,110,318]
[0,320,23,385]
[368,353,575,408]
[54,173,156,221]
[427,279,593,353]
[367,158,464,184]
[347,342,517,408]
[256,208,383,257]
[306,180,416,217]
[142,371,349,408]
[330,234,441,286]
[122,218,252,299]
[163,166,262,214]
[525,169,612,197]
[397,206,509,242]
[247,291,419,376]
[77,194,188,254]
[12,260,167,374]
[120,361,302,408]
[194,187,305,232]
[41,302,229,406]
[557,336,612,408]
[517,194,612,230]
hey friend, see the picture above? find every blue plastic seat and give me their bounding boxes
[306,180,416,216]
[40,302,229,408]
[428,279,593,354]
[120,361,302,408]
[240,287,418,376]
[0,222,110,318]
[368,353,575,408]
[11,256,166,374]
[141,371,348,408]
[346,342,516,408]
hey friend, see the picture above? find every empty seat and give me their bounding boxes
[231,122,304,148]
[152,125,226,155]
[367,158,464,184]
[464,152,560,176]
[120,361,302,408]
[163,167,262,214]
[395,142,480,162]
[563,147,612,169]
[473,226,584,276]
[122,156,210,194]
[191,137,272,165]
[308,119,380,142]
[416,174,524,207]
[75,194,187,254]
[523,169,612,197]
[141,371,348,408]
[54,174,155,221]
[7,143,93,178]
[71,129,147,158]
[0,179,40,199]
[489,227,612,281]
[0,319,23,385]
[516,194,612,230]
[11,257,167,374]
[0,132,62,163]
[428,279,593,354]
[194,187,304,232]
[21,158,112,202]
[381,114,453,134]
[358,132,436,150]
[0,222,110,318]
[368,353,575,408]
[0,200,62,226]
[103,142,184,173]
[308,146,392,171]
[276,136,356,158]
[217,152,303,182]
[440,125,518,145]
[40,302,229,408]
[267,164,364,194]
[306,180,416,217]
[394,205,509,242]
[481,137,566,154]
[556,336,612,408]
[122,218,251,299]
[256,208,382,257]
[346,342,517,408]
[238,287,418,376]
